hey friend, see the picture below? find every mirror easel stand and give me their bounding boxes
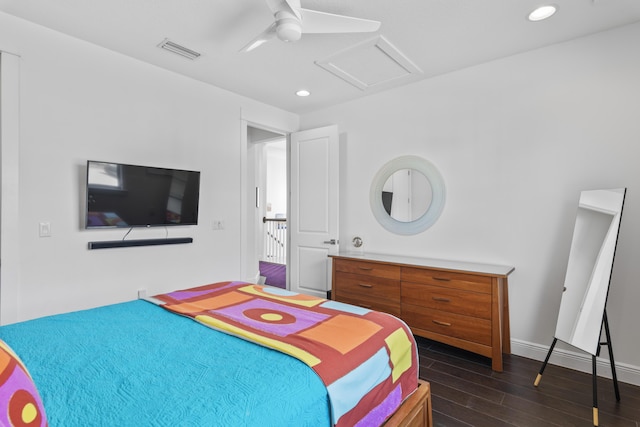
[533,188,626,427]
[534,309,620,426]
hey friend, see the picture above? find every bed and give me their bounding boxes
[0,281,431,427]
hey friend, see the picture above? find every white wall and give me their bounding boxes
[0,12,298,322]
[265,141,287,217]
[301,23,640,383]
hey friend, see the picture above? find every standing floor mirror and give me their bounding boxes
[534,188,626,427]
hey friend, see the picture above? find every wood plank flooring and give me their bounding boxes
[416,337,640,427]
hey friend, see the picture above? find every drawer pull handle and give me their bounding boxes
[358,267,373,271]
[358,283,373,288]
[432,297,451,302]
[433,277,450,282]
[432,320,452,327]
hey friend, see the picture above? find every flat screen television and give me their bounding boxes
[85,161,200,229]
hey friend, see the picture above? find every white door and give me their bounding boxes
[0,52,21,325]
[289,125,339,298]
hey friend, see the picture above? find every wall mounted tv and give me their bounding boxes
[86,161,200,229]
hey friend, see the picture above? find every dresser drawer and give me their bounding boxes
[401,267,492,294]
[402,304,492,346]
[401,282,491,319]
[334,258,401,280]
[334,270,400,316]
[335,271,400,300]
[335,295,401,317]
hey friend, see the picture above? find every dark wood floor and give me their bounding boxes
[416,337,640,427]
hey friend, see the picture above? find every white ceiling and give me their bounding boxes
[1,0,640,114]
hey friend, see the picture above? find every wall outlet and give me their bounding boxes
[39,222,52,237]
[137,289,147,299]
[212,220,224,230]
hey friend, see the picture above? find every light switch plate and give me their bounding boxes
[39,222,51,237]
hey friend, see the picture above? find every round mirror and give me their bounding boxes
[382,169,433,222]
[370,156,445,235]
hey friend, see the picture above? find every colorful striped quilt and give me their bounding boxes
[151,281,419,427]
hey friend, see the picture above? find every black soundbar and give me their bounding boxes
[88,237,193,250]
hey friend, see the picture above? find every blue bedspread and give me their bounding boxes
[0,300,330,426]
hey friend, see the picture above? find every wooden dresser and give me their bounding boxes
[330,252,514,371]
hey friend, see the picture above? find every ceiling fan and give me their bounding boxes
[241,0,381,52]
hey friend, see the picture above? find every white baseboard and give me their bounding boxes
[511,339,640,387]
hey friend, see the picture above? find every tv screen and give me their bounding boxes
[86,161,200,229]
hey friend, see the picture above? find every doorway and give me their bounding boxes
[241,122,339,298]
[246,126,288,289]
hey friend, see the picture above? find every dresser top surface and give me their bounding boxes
[331,252,514,277]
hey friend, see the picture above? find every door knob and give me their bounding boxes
[323,239,338,245]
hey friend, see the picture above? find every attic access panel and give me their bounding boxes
[316,35,422,91]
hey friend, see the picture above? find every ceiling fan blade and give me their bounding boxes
[299,8,381,34]
[240,22,277,52]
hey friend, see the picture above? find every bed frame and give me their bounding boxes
[385,380,432,427]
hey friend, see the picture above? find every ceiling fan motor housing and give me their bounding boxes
[275,10,302,42]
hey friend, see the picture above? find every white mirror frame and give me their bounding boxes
[369,155,446,235]
[554,188,626,355]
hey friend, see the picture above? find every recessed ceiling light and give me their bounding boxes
[296,90,310,97]
[528,5,557,21]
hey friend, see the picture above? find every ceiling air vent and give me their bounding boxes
[157,38,201,60]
